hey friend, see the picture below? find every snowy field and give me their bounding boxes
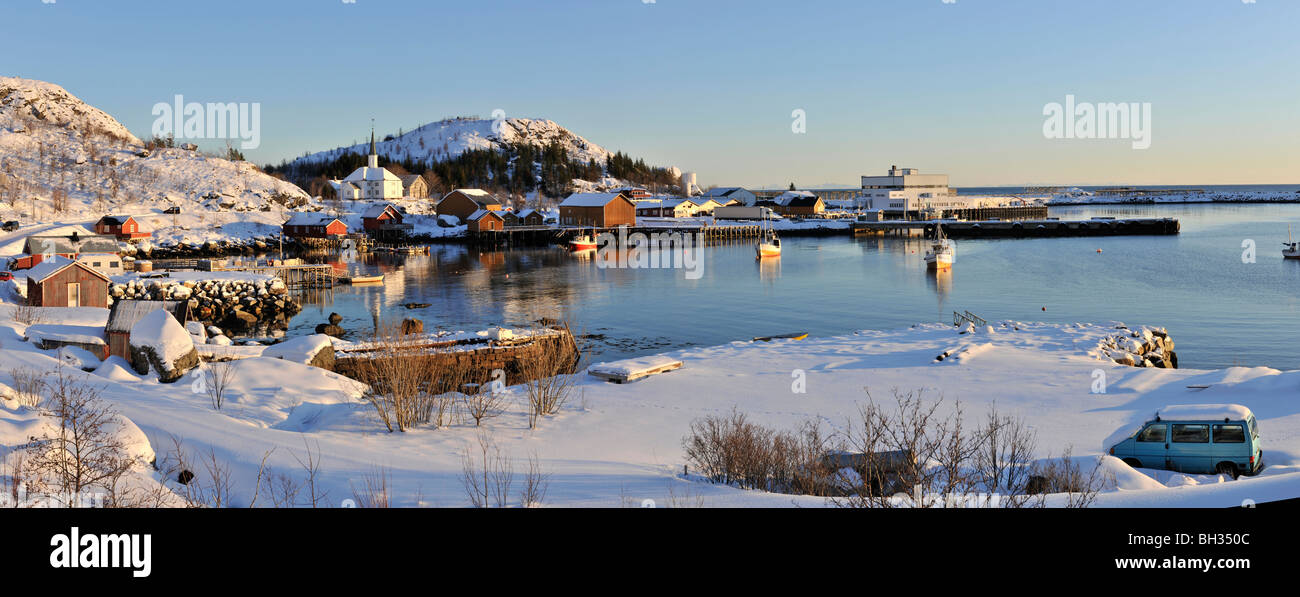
[2,305,1297,508]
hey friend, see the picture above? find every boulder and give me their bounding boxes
[401,318,424,335]
[128,310,200,383]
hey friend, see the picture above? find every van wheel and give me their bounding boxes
[1216,462,1239,480]
[1122,458,1142,469]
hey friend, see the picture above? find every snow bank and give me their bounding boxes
[128,309,198,382]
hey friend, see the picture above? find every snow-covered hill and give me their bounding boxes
[0,76,313,248]
[291,117,615,168]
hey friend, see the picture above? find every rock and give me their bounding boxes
[128,310,200,383]
[1025,475,1050,495]
[315,323,345,338]
[401,318,424,335]
[222,310,259,331]
[328,312,343,326]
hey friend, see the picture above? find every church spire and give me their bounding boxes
[367,120,378,169]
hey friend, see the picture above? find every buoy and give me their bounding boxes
[1041,307,1047,311]
[1096,249,1103,253]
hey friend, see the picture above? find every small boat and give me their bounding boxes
[1284,225,1300,260]
[569,231,598,252]
[924,225,955,271]
[347,274,385,284]
[755,210,781,259]
[752,332,809,342]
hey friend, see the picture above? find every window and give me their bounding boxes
[110,262,120,268]
[1172,424,1209,443]
[1137,424,1166,442]
[1213,424,1245,444]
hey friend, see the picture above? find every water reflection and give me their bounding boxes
[758,256,781,282]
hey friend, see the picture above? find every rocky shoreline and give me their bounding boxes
[110,277,301,336]
[1096,325,1177,369]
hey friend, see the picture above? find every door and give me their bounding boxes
[1168,423,1212,473]
[1132,423,1168,469]
[1211,423,1248,472]
[66,283,80,308]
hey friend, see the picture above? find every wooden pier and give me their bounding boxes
[468,225,766,247]
[853,217,1180,239]
[202,263,338,288]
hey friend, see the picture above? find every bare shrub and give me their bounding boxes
[461,385,508,427]
[201,360,237,410]
[683,409,839,495]
[519,337,581,429]
[10,304,44,326]
[351,322,467,432]
[461,433,513,508]
[519,453,550,508]
[291,438,328,507]
[974,403,1038,507]
[1027,447,1111,508]
[351,466,391,508]
[8,367,48,408]
[268,471,301,508]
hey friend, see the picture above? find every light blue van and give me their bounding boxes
[1108,404,1263,479]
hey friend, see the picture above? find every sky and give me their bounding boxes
[4,0,1298,189]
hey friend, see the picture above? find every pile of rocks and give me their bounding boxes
[111,277,301,334]
[1097,325,1178,369]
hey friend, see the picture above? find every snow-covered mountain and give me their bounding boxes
[290,117,615,168]
[0,76,312,247]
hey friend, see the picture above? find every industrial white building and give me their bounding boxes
[860,166,996,212]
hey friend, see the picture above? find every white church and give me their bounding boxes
[331,130,404,201]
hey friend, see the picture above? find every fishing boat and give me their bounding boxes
[1284,225,1300,260]
[569,230,598,252]
[924,225,955,271]
[755,210,781,259]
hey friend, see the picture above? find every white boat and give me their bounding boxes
[1285,225,1300,260]
[924,226,955,270]
[755,210,781,259]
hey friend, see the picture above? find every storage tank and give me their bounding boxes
[680,172,697,197]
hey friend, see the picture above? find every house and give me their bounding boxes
[330,180,362,201]
[703,187,758,206]
[94,215,151,240]
[617,187,651,201]
[558,192,637,228]
[466,209,505,232]
[337,130,404,201]
[436,189,504,221]
[690,199,721,214]
[400,175,429,199]
[283,213,347,239]
[105,300,190,361]
[513,208,545,227]
[636,198,698,218]
[14,232,120,271]
[76,253,126,277]
[25,256,110,308]
[774,191,825,216]
[361,203,412,241]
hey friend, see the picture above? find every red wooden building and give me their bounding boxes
[94,215,151,240]
[466,210,505,232]
[558,192,637,228]
[283,214,348,239]
[25,256,111,308]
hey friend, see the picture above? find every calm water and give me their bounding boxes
[287,203,1300,370]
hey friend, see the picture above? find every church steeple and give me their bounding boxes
[367,120,378,169]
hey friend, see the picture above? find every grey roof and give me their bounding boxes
[704,187,748,198]
[106,300,188,334]
[284,213,341,227]
[22,234,120,256]
[361,203,398,219]
[26,256,110,283]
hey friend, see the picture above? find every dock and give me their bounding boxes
[198,262,338,288]
[853,217,1180,239]
[468,225,766,247]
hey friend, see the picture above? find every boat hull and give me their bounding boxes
[756,244,781,258]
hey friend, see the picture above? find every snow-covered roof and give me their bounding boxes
[516,208,538,219]
[25,255,110,283]
[467,209,502,221]
[361,203,398,219]
[704,187,745,197]
[284,213,341,227]
[128,309,195,372]
[107,300,187,334]
[1159,404,1254,422]
[23,234,119,256]
[98,214,136,225]
[342,165,401,183]
[560,192,627,207]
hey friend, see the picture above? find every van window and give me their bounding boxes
[1172,424,1210,443]
[1138,424,1166,442]
[1249,418,1259,440]
[1213,424,1245,444]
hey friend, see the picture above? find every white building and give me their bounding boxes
[333,130,404,201]
[76,253,125,277]
[702,187,758,206]
[860,166,994,212]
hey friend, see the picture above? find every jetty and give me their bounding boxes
[853,217,1179,239]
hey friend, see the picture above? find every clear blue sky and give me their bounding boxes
[6,0,1298,188]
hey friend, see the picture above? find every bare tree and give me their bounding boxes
[291,437,328,508]
[201,361,237,410]
[22,367,143,506]
[519,453,550,508]
[519,336,581,429]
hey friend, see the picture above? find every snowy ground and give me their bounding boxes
[2,307,1297,508]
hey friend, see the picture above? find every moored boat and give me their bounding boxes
[569,231,598,252]
[1284,225,1300,259]
[924,225,955,270]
